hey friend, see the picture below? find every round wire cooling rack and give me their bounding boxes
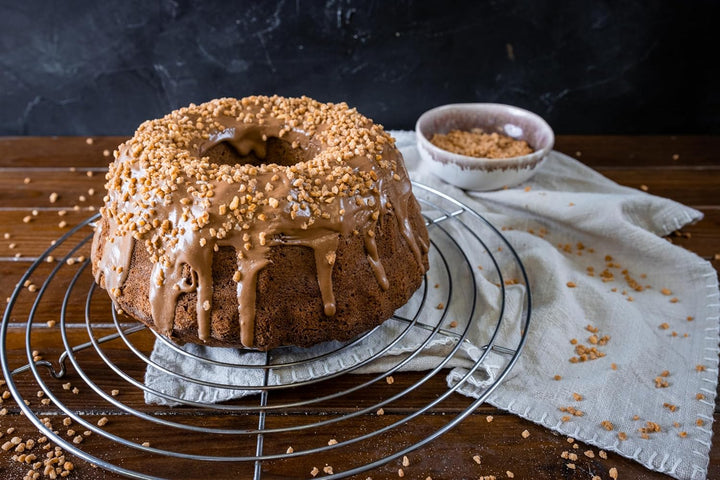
[1,182,531,479]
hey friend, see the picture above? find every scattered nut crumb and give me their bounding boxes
[486,415,493,423]
[521,430,530,439]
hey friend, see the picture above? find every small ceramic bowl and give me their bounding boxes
[415,103,554,190]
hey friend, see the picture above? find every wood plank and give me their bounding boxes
[554,135,720,168]
[595,167,720,206]
[0,210,95,260]
[0,136,126,168]
[1,136,719,170]
[0,170,104,209]
[0,409,715,479]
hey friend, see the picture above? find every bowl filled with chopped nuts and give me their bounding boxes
[415,103,554,190]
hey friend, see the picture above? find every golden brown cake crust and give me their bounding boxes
[91,95,429,350]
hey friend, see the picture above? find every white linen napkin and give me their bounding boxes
[145,131,719,480]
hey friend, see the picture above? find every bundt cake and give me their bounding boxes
[91,96,429,350]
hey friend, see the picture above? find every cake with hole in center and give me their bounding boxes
[91,95,430,350]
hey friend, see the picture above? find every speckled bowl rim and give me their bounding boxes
[415,103,555,172]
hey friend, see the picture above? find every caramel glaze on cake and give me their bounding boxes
[92,96,429,350]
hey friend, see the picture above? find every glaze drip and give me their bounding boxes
[93,96,429,348]
[311,234,340,316]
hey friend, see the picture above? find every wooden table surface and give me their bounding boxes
[0,136,718,480]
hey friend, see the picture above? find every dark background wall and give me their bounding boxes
[1,0,718,136]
